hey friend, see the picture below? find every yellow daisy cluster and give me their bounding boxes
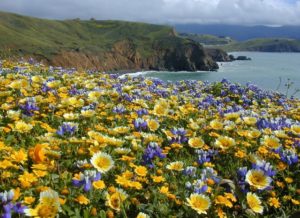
[0,60,299,217]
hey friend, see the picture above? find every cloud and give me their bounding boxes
[0,0,300,25]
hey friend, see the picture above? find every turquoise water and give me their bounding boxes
[131,52,300,97]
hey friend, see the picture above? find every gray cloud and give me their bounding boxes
[0,0,300,25]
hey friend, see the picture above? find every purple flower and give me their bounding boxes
[72,170,101,192]
[183,166,197,177]
[196,149,218,164]
[279,149,298,165]
[142,142,165,167]
[56,122,78,137]
[19,98,39,116]
[136,108,148,116]
[112,104,126,114]
[170,128,187,144]
[0,190,26,218]
[133,118,147,131]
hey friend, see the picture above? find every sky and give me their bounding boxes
[0,0,300,25]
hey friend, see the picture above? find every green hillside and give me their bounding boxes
[0,11,219,71]
[0,11,173,58]
[221,38,300,52]
[179,33,235,45]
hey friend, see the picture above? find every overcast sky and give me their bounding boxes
[0,0,300,25]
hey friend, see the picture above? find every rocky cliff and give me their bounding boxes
[49,38,218,72]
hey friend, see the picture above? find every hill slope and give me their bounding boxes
[221,38,300,52]
[175,24,300,41]
[0,11,218,71]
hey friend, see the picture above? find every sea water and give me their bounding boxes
[128,52,300,98]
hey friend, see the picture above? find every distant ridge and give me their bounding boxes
[175,24,300,41]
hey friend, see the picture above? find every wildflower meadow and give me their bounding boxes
[0,60,299,218]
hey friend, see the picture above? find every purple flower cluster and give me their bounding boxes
[72,170,101,192]
[0,190,26,218]
[136,108,148,117]
[112,104,126,114]
[237,167,249,193]
[142,142,165,167]
[56,122,78,137]
[185,179,208,194]
[256,117,292,130]
[183,166,197,177]
[279,149,298,165]
[170,128,188,144]
[196,149,218,164]
[133,118,147,131]
[19,98,39,116]
[41,77,55,92]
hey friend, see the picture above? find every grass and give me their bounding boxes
[0,11,175,59]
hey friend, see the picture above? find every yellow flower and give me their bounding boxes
[246,192,263,214]
[147,119,160,131]
[13,120,33,133]
[134,166,148,177]
[93,180,106,190]
[166,161,184,171]
[186,193,211,215]
[261,135,281,149]
[188,137,205,148]
[290,125,300,135]
[268,197,280,208]
[224,112,240,120]
[91,152,114,173]
[136,212,150,218]
[24,196,36,205]
[215,136,236,150]
[25,189,61,218]
[81,109,96,117]
[215,195,233,208]
[291,199,300,205]
[245,170,271,190]
[75,194,90,205]
[235,150,246,158]
[11,149,28,163]
[151,175,165,183]
[106,188,128,211]
[285,177,293,184]
[153,100,169,116]
[210,120,223,130]
[159,186,170,195]
[18,172,38,188]
[63,112,79,120]
[243,117,257,125]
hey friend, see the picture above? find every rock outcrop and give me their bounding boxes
[50,38,218,72]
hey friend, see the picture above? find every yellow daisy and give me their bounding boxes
[166,161,184,171]
[91,152,114,173]
[136,212,150,218]
[186,193,211,215]
[261,135,281,149]
[25,189,61,218]
[215,136,236,150]
[246,192,263,214]
[245,170,271,190]
[188,137,205,148]
[210,120,223,130]
[291,125,300,135]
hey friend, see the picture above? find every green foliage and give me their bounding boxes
[0,11,175,59]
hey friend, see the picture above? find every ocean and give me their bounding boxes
[126,52,300,98]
